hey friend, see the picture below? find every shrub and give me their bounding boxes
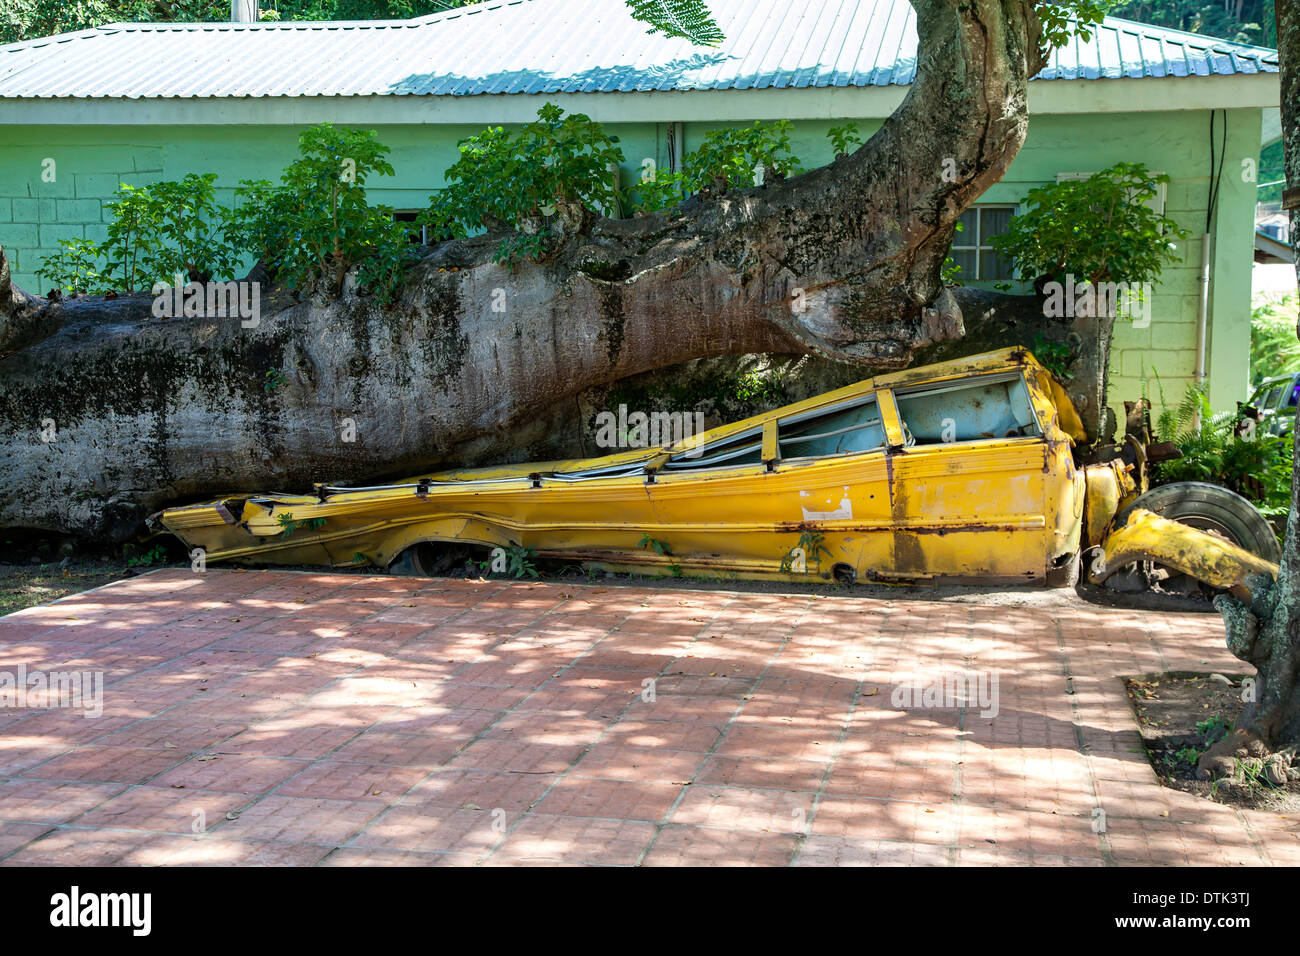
[39,174,240,294]
[630,120,802,212]
[229,123,414,300]
[1154,383,1292,520]
[423,104,626,263]
[1250,294,1300,386]
[990,162,1189,288]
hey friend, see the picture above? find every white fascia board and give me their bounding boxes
[0,73,1278,126]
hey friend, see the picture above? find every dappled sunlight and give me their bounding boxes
[0,567,1278,865]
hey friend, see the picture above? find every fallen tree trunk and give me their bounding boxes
[0,0,1055,541]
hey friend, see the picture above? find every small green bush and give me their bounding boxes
[38,173,241,293]
[423,104,625,263]
[991,162,1189,288]
[629,120,802,212]
[229,123,414,300]
[1250,294,1300,386]
[1154,383,1292,520]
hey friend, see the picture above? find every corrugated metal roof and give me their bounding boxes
[0,0,1278,100]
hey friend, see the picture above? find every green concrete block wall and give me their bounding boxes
[951,108,1262,430]
[0,107,1261,428]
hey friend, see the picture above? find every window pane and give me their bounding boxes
[954,209,978,248]
[979,249,1015,280]
[951,249,977,279]
[894,375,1040,445]
[979,206,1013,239]
[779,397,883,458]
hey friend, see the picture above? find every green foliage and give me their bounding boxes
[0,0,494,41]
[605,361,790,432]
[35,238,102,295]
[991,162,1189,287]
[1258,139,1285,203]
[1032,334,1075,381]
[1196,714,1231,744]
[0,0,222,44]
[38,174,241,294]
[941,221,966,286]
[639,534,673,556]
[277,512,326,536]
[1035,2,1110,48]
[125,543,168,567]
[684,120,800,193]
[630,120,801,212]
[779,531,830,573]
[827,122,863,158]
[1154,382,1292,519]
[477,543,539,579]
[1250,295,1300,386]
[1108,0,1275,47]
[423,104,625,264]
[264,369,287,392]
[229,123,413,299]
[625,0,723,44]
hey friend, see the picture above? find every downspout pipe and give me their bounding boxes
[1191,233,1211,433]
[1196,233,1211,392]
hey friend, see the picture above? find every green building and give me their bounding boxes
[0,0,1281,425]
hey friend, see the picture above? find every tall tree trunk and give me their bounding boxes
[1200,0,1300,779]
[0,0,1054,541]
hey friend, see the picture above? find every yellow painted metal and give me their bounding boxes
[1081,460,1136,549]
[1090,508,1280,598]
[154,346,1267,592]
[1048,377,1087,442]
[875,389,906,449]
[761,421,779,466]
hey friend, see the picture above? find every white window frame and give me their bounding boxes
[951,204,1019,281]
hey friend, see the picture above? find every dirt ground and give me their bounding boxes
[0,558,149,616]
[1126,672,1300,813]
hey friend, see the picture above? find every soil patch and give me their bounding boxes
[1125,671,1300,812]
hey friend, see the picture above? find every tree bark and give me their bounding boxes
[0,0,1051,541]
[1199,0,1300,778]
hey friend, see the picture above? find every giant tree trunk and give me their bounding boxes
[0,0,1054,541]
[1200,0,1300,779]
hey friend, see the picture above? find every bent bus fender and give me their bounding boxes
[1088,508,1279,599]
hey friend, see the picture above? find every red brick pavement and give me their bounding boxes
[0,568,1293,866]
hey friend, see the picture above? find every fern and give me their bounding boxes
[625,0,724,44]
[1153,382,1292,519]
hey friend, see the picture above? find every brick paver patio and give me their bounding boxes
[1,568,1295,866]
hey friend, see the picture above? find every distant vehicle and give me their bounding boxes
[155,348,1279,597]
[1246,372,1300,436]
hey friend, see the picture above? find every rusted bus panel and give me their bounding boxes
[884,440,1053,579]
[644,451,893,573]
